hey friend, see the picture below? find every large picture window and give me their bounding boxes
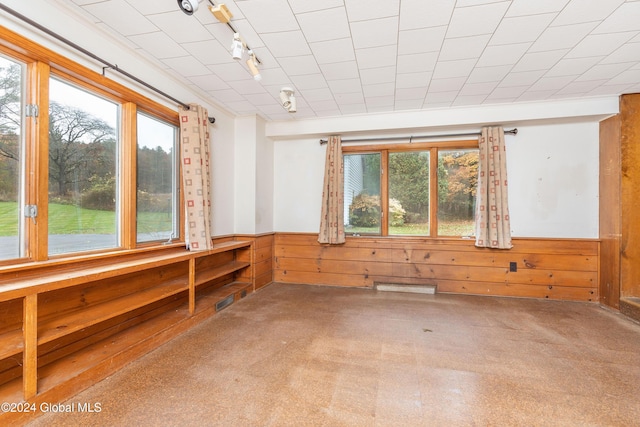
[344,141,479,237]
[0,55,24,260]
[136,112,179,243]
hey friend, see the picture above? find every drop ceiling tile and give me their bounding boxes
[244,92,279,105]
[355,45,398,69]
[261,30,312,58]
[203,22,234,44]
[505,0,570,17]
[545,57,602,77]
[366,96,395,108]
[351,17,399,49]
[606,68,640,85]
[452,95,488,106]
[476,43,530,67]
[362,82,395,98]
[396,72,432,89]
[208,62,252,81]
[529,22,598,52]
[428,77,467,92]
[339,104,368,114]
[345,0,400,21]
[229,19,265,48]
[486,86,528,99]
[227,79,267,95]
[600,42,640,64]
[308,99,340,111]
[209,89,247,102]
[396,52,438,73]
[277,55,321,75]
[446,2,511,38]
[467,65,512,83]
[512,50,570,72]
[554,80,609,96]
[125,0,176,15]
[433,59,476,79]
[566,32,637,58]
[309,38,356,64]
[162,56,210,77]
[235,0,298,33]
[301,88,334,101]
[517,90,557,102]
[490,14,556,45]
[188,74,230,91]
[395,99,424,110]
[147,11,213,44]
[320,61,360,80]
[360,67,396,85]
[439,35,491,61]
[226,100,254,112]
[424,91,457,104]
[575,62,635,81]
[287,0,344,14]
[290,74,328,90]
[182,40,233,65]
[83,0,157,36]
[258,103,289,114]
[595,2,640,33]
[396,87,427,100]
[297,7,350,43]
[128,32,188,59]
[248,47,278,70]
[256,68,291,86]
[588,83,637,96]
[498,70,546,87]
[459,82,499,96]
[398,27,448,55]
[336,92,365,105]
[528,75,576,91]
[553,0,626,26]
[328,79,363,94]
[399,0,456,30]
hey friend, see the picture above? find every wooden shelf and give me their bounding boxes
[0,329,23,360]
[195,261,251,287]
[0,238,254,415]
[38,280,187,346]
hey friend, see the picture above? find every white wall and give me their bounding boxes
[273,120,602,238]
[255,117,274,234]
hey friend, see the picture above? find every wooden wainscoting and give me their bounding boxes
[235,233,274,291]
[274,233,599,302]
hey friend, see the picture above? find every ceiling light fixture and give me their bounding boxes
[208,3,232,23]
[231,33,244,60]
[280,87,296,113]
[247,50,261,81]
[177,0,201,15]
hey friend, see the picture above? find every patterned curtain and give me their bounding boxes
[179,104,213,251]
[318,135,345,244]
[475,126,512,249]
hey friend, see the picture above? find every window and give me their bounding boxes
[344,141,479,237]
[48,77,120,255]
[0,55,24,260]
[136,112,179,243]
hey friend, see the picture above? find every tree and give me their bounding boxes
[48,101,115,196]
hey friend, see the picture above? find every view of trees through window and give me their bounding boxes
[48,78,119,255]
[344,145,479,237]
[0,56,23,260]
[136,112,178,243]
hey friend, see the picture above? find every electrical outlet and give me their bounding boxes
[509,262,517,272]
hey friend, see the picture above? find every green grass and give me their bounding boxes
[0,202,172,236]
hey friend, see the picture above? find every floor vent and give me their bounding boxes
[216,295,235,311]
[374,282,437,295]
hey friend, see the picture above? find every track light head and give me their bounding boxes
[177,0,199,15]
[246,50,262,81]
[280,87,296,113]
[231,33,244,60]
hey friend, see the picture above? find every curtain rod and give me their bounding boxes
[319,128,518,145]
[0,3,206,115]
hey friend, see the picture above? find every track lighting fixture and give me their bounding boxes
[209,3,232,23]
[177,0,200,15]
[247,50,261,81]
[231,33,244,60]
[279,87,296,113]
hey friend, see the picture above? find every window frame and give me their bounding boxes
[0,26,183,265]
[343,139,479,238]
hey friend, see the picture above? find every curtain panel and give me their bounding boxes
[318,135,345,244]
[475,126,512,249]
[179,104,213,251]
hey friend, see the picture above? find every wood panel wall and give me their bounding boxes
[274,233,599,302]
[235,233,274,291]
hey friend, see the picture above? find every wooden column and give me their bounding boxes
[23,294,38,399]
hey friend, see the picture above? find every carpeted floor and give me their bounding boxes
[28,283,640,426]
